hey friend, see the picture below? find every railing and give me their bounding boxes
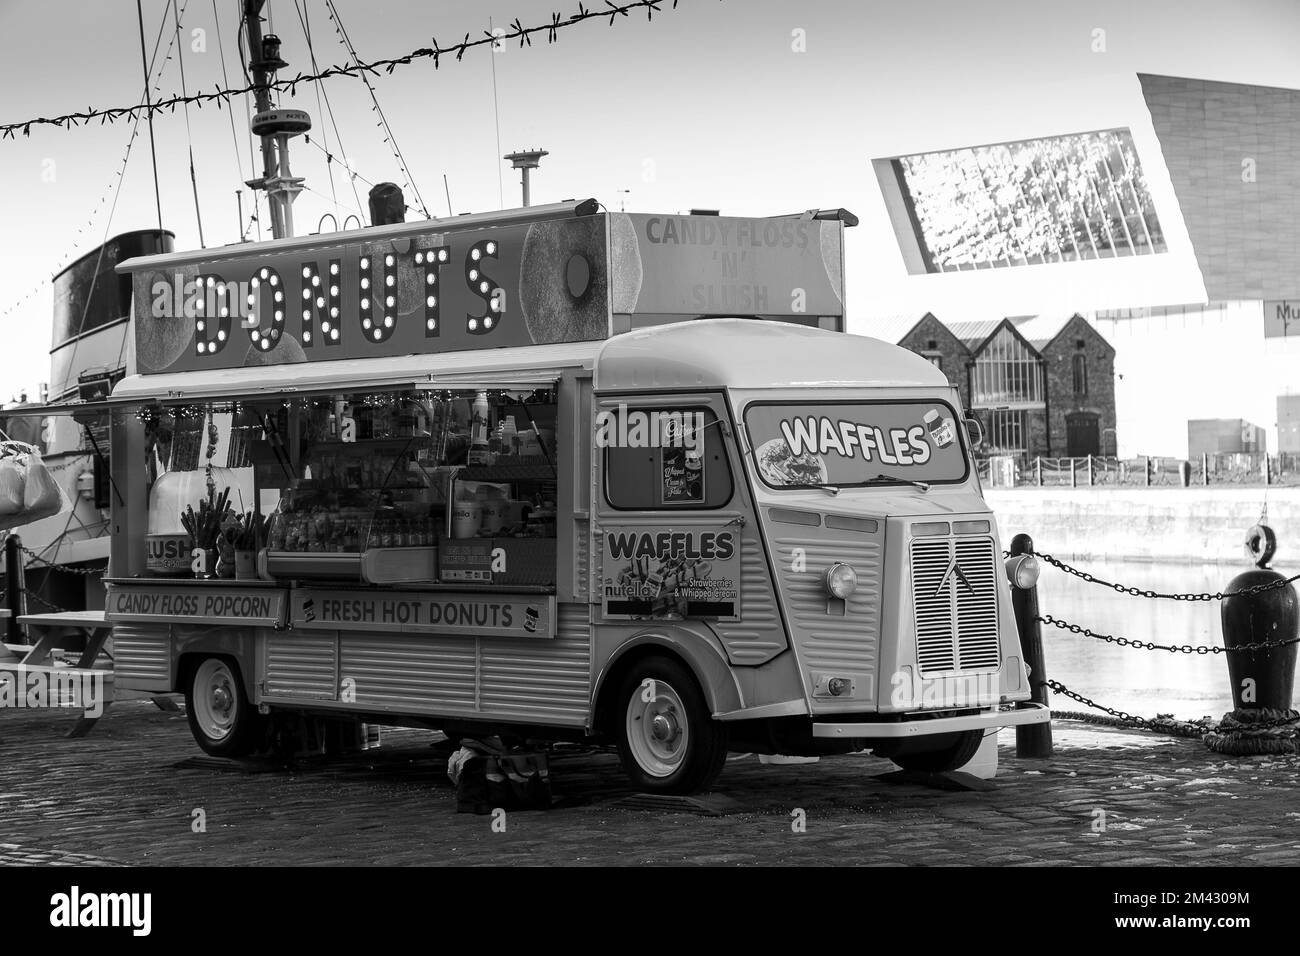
[980,452,1300,488]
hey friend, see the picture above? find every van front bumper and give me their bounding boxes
[812,702,1049,739]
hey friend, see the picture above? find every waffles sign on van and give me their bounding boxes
[58,200,1050,795]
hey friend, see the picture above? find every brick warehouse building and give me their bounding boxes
[898,312,1116,460]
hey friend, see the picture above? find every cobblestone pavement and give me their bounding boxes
[2,698,1298,866]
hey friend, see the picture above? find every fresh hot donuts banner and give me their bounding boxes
[122,210,847,374]
[124,214,613,374]
[743,401,969,488]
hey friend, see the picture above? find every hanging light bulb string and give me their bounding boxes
[0,0,191,320]
[0,0,686,138]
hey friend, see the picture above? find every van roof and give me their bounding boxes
[593,319,950,391]
[102,319,947,405]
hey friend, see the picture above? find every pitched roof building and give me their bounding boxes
[898,313,1116,460]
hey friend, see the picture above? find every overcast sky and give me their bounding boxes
[0,0,1297,409]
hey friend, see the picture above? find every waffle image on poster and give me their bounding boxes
[755,437,828,487]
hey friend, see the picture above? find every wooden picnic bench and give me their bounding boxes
[0,610,114,737]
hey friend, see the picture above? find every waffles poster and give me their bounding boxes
[602,527,740,621]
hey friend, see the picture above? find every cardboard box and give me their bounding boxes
[438,539,494,583]
[438,537,556,586]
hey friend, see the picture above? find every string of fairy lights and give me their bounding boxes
[0,0,194,322]
[0,0,683,139]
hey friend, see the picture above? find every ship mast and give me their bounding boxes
[242,0,310,239]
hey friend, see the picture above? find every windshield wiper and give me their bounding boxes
[803,482,841,496]
[863,473,929,492]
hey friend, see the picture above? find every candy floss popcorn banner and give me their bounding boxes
[126,216,612,374]
[601,525,741,621]
[106,585,286,626]
[608,213,845,319]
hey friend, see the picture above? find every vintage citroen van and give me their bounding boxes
[585,318,1048,790]
[99,203,1047,794]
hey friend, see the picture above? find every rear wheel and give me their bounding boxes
[876,729,984,772]
[615,656,728,795]
[185,657,265,758]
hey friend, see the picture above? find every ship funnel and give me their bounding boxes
[369,183,406,226]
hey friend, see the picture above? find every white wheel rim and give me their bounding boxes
[193,660,239,742]
[626,679,690,777]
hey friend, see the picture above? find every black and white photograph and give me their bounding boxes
[0,0,1297,929]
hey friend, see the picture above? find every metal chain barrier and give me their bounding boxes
[1037,612,1300,655]
[1048,681,1300,741]
[1044,680,1216,738]
[1002,545,1300,749]
[25,590,71,614]
[19,546,103,576]
[1035,549,1300,601]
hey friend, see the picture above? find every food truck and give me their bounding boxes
[89,199,1047,794]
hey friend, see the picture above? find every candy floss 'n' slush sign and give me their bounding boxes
[608,212,845,319]
[121,213,614,374]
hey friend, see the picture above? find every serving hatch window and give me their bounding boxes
[135,385,560,586]
[744,400,969,488]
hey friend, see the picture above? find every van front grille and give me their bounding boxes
[910,536,1001,674]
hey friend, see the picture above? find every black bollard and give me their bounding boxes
[4,533,26,645]
[1221,525,1298,711]
[1009,533,1054,757]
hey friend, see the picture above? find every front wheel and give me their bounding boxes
[876,729,984,772]
[615,656,728,795]
[185,657,265,758]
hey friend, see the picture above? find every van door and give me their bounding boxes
[592,394,786,665]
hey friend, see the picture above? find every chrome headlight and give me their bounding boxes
[1005,554,1041,590]
[824,562,858,599]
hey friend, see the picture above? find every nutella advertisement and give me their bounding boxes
[602,526,740,621]
[744,401,968,488]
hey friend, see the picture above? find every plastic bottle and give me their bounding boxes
[469,391,492,465]
[500,415,518,457]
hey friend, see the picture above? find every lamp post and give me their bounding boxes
[504,149,548,207]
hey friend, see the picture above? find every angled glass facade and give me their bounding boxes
[889,128,1166,272]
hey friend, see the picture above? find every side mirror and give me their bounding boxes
[964,416,984,448]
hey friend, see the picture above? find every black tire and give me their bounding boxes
[877,729,984,772]
[613,656,728,795]
[184,657,265,758]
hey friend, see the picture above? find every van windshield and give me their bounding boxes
[744,400,969,488]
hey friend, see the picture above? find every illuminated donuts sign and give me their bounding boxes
[123,210,849,375]
[126,217,612,374]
